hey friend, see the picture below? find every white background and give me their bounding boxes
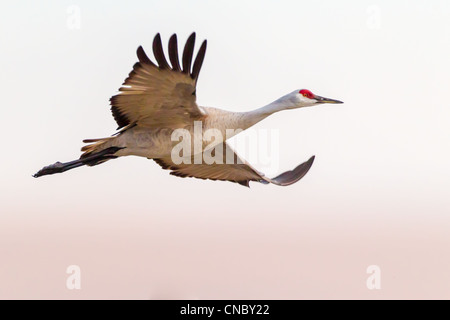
[0,0,449,299]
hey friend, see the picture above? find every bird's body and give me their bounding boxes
[102,106,264,159]
[34,33,343,187]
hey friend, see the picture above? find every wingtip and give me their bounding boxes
[136,45,143,56]
[136,46,154,66]
[268,155,316,186]
[238,180,250,187]
[187,32,196,45]
[200,39,207,50]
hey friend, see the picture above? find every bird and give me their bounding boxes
[33,32,343,187]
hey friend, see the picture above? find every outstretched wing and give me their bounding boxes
[110,33,207,130]
[153,143,315,187]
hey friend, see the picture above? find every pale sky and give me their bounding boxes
[1,0,449,299]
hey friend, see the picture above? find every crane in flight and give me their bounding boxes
[34,33,343,187]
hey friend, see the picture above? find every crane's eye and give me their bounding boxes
[299,89,314,99]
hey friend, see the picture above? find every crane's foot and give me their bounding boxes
[33,160,84,178]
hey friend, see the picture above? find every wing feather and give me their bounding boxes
[136,46,155,67]
[110,32,207,130]
[182,33,196,74]
[168,34,181,71]
[153,143,315,187]
[152,33,170,69]
[191,40,207,80]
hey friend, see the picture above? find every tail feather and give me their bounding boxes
[81,137,114,152]
[33,146,123,178]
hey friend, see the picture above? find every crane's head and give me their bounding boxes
[272,89,343,110]
[295,89,343,108]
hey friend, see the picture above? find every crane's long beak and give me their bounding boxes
[314,95,343,104]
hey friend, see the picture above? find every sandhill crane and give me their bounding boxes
[34,33,343,187]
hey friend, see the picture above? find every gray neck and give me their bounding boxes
[236,98,289,131]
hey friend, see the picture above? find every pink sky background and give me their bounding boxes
[1,0,449,299]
